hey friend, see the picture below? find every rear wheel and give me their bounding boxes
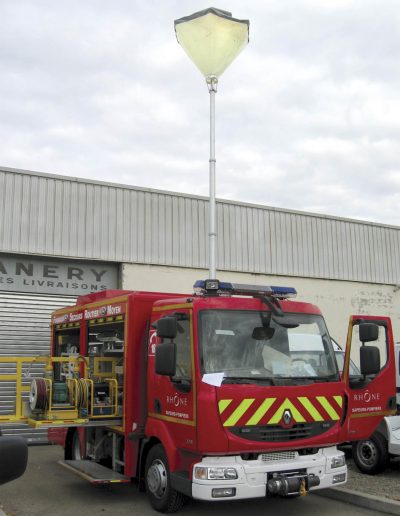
[65,429,82,461]
[145,444,186,513]
[352,432,389,474]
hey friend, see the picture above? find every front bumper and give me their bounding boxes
[191,447,346,501]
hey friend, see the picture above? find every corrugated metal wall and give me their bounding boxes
[0,291,76,442]
[1,166,399,285]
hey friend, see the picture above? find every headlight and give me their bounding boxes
[331,455,346,468]
[194,466,238,480]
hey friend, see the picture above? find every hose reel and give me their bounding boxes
[29,378,93,412]
[29,378,50,411]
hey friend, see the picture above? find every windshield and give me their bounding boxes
[199,310,339,382]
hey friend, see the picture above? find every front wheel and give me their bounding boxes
[145,444,186,513]
[352,432,389,474]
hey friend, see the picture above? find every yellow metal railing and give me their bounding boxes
[0,356,50,422]
[92,357,116,379]
[0,355,119,425]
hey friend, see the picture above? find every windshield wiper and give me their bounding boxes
[311,374,340,382]
[271,377,314,385]
[222,376,275,385]
[273,375,339,383]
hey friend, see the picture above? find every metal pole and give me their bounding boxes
[207,76,218,279]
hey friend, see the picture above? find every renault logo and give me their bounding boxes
[283,409,292,425]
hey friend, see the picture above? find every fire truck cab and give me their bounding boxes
[4,280,396,512]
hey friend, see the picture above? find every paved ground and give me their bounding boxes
[0,445,389,516]
[345,453,400,502]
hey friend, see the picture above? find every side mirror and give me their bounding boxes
[360,345,380,376]
[359,322,379,343]
[155,341,177,376]
[0,436,28,485]
[156,317,178,340]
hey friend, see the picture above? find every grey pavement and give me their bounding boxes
[318,487,400,515]
[0,445,391,516]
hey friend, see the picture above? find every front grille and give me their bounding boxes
[260,451,296,462]
[230,421,335,442]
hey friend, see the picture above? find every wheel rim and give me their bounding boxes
[357,440,377,467]
[147,459,167,499]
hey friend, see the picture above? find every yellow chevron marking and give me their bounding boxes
[297,397,324,421]
[268,398,306,424]
[218,399,232,415]
[245,398,276,426]
[223,399,255,427]
[317,396,340,420]
[333,395,343,408]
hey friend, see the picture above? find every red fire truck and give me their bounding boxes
[6,280,397,512]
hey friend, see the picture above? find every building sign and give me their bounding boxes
[0,255,118,295]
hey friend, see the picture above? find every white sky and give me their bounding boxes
[2,0,400,225]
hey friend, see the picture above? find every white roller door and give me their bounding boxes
[0,291,77,442]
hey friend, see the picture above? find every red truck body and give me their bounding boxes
[45,283,396,512]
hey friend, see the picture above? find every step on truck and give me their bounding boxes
[0,280,397,512]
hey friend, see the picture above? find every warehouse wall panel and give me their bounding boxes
[1,166,400,285]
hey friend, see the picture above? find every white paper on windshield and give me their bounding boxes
[215,329,234,335]
[202,372,225,387]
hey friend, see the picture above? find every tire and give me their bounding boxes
[352,432,389,474]
[145,444,186,513]
[65,430,83,461]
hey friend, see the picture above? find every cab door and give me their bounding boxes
[341,315,396,441]
[147,307,196,452]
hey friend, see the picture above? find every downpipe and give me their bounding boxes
[267,474,320,497]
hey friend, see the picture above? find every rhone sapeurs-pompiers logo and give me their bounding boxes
[353,390,380,403]
[166,395,188,408]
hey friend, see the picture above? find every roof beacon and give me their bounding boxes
[193,280,297,299]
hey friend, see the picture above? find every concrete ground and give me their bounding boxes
[0,445,389,516]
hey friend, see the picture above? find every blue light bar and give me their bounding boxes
[270,286,297,298]
[193,280,297,299]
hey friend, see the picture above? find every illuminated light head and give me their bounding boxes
[193,280,297,299]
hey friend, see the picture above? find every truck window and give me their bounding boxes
[350,323,388,378]
[174,319,191,380]
[335,350,361,376]
[199,310,339,382]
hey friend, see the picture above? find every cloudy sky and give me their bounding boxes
[2,0,400,225]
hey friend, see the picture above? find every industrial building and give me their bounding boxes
[1,165,400,440]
